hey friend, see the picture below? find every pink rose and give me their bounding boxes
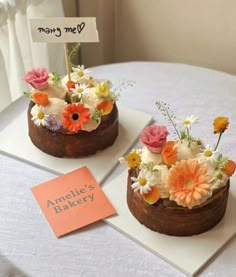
[23,68,49,90]
[140,125,169,153]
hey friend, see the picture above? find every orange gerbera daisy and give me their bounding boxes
[62,103,90,132]
[167,159,211,209]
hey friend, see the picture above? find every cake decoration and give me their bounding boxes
[24,65,118,134]
[23,63,119,157]
[121,101,235,235]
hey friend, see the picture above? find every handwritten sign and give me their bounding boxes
[30,17,99,43]
[31,166,116,237]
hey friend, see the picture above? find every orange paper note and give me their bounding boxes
[31,166,116,237]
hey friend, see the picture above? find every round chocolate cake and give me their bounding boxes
[27,101,118,158]
[127,169,230,236]
[23,65,119,158]
[121,119,235,237]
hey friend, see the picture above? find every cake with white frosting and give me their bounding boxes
[121,102,235,236]
[23,65,118,157]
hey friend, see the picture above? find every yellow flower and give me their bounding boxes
[125,152,141,168]
[213,117,229,133]
[96,81,110,98]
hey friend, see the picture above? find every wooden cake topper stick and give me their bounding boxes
[64,43,71,81]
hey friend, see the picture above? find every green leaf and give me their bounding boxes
[23,91,32,98]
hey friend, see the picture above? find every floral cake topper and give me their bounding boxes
[23,65,118,133]
[120,101,236,209]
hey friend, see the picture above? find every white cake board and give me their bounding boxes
[0,104,152,183]
[103,171,236,276]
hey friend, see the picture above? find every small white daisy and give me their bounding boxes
[72,65,91,79]
[131,169,156,194]
[31,105,49,127]
[197,144,219,162]
[180,115,198,129]
[70,83,90,97]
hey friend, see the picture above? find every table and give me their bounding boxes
[1,62,236,277]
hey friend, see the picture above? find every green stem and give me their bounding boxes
[164,106,181,140]
[214,132,222,151]
[68,43,80,70]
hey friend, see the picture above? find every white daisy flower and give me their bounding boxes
[197,144,219,162]
[131,169,156,194]
[31,105,49,127]
[180,115,198,129]
[70,83,90,97]
[72,65,91,79]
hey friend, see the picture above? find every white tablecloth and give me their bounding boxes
[0,62,236,277]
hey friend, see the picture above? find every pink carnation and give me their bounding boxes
[23,68,49,90]
[140,125,169,153]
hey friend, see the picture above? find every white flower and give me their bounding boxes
[82,117,101,132]
[197,144,219,162]
[43,98,67,115]
[179,115,198,129]
[205,162,229,191]
[82,89,99,107]
[177,139,201,160]
[210,171,229,191]
[131,169,156,194]
[141,146,162,165]
[70,83,90,97]
[72,65,91,79]
[31,105,49,126]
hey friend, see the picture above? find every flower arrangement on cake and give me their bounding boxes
[23,61,120,157]
[23,65,118,133]
[120,101,236,236]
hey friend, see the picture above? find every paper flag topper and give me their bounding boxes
[29,17,99,43]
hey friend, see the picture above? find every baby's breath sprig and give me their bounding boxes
[156,101,181,140]
[107,92,120,103]
[215,155,229,170]
[112,79,135,94]
[91,109,103,123]
[49,72,61,85]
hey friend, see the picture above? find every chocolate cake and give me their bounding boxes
[127,169,230,236]
[120,102,235,237]
[23,65,119,158]
[27,101,118,158]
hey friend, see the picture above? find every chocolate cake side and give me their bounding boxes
[27,101,119,158]
[127,169,230,236]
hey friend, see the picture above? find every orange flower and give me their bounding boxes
[167,159,211,209]
[66,80,76,92]
[32,92,49,106]
[96,100,113,115]
[213,117,229,133]
[161,141,177,166]
[62,103,90,132]
[223,160,236,177]
[142,186,160,204]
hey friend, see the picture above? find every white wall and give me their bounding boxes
[63,0,236,75]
